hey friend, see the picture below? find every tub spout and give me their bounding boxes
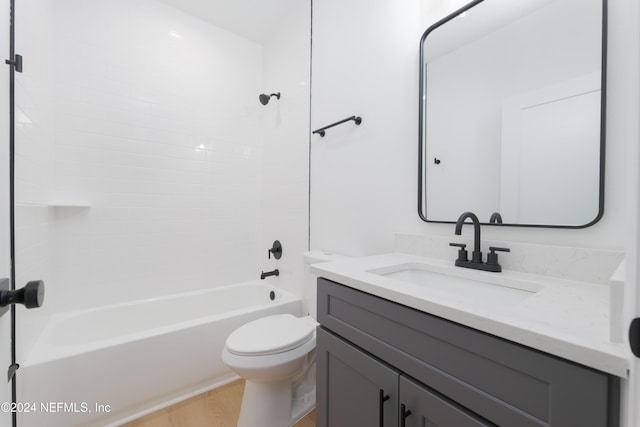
[260,269,279,280]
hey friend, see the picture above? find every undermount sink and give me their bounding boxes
[369,263,543,305]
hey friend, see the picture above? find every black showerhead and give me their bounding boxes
[259,92,280,105]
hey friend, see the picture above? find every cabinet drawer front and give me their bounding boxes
[318,278,616,427]
[400,375,493,427]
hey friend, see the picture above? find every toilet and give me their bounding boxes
[222,251,346,426]
[222,313,318,427]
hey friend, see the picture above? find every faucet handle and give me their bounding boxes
[268,240,282,260]
[489,246,510,253]
[449,242,468,262]
[487,246,510,266]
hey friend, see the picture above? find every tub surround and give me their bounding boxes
[311,252,629,378]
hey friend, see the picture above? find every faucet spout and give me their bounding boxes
[489,212,503,224]
[454,211,482,262]
[260,269,279,280]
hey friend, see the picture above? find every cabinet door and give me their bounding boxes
[399,375,494,427]
[317,327,399,427]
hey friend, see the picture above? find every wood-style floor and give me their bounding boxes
[120,380,315,427]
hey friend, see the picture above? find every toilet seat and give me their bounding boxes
[226,314,315,356]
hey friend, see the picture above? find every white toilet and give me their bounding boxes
[222,313,318,427]
[222,251,346,426]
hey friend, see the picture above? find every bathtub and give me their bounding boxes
[18,281,302,427]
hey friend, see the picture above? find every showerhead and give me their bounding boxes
[259,92,280,105]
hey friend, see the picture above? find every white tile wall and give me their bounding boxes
[13,0,309,360]
[14,0,55,360]
[46,0,266,308]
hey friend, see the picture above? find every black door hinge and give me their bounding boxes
[7,364,18,382]
[5,54,22,73]
[631,318,640,358]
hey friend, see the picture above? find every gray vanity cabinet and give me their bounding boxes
[316,278,620,427]
[317,327,492,427]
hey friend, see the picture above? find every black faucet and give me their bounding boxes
[449,211,510,272]
[454,211,483,263]
[489,212,503,224]
[260,269,279,280]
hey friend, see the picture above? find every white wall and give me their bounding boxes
[48,0,265,305]
[311,0,632,254]
[311,0,427,256]
[13,0,55,367]
[620,0,640,425]
[260,1,311,308]
[311,0,639,425]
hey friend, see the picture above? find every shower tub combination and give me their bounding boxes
[18,281,302,427]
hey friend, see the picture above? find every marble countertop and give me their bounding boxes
[310,252,630,378]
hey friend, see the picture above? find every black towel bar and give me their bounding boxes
[313,115,362,137]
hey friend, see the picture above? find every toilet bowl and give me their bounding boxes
[222,313,318,427]
[222,250,346,426]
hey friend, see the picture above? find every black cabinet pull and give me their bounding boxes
[400,403,412,427]
[378,389,390,427]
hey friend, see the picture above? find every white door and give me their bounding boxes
[0,0,14,424]
[500,73,602,226]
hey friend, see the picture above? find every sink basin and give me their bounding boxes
[369,263,542,305]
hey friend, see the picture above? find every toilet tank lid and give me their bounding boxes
[225,314,315,356]
[303,250,349,265]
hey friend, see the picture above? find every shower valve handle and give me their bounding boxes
[0,280,45,309]
[268,240,282,260]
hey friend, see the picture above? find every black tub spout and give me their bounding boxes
[260,269,279,280]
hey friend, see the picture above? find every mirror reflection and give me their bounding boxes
[419,0,605,227]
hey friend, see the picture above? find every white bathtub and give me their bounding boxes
[18,281,302,427]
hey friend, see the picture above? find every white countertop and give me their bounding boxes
[311,252,630,378]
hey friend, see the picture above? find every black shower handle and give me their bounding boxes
[268,240,282,259]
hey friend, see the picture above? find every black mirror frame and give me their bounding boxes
[417,0,608,229]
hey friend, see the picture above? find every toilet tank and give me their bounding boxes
[302,251,348,319]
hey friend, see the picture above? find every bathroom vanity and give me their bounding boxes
[313,254,626,427]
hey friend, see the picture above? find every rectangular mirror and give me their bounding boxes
[418,0,606,228]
